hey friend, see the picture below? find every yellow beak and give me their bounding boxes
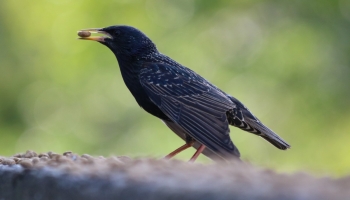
[77,28,112,42]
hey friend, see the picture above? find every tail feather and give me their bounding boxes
[245,117,290,150]
[227,95,291,150]
[261,134,290,150]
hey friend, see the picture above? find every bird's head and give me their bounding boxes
[78,25,158,58]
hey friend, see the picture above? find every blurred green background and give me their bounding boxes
[0,0,350,176]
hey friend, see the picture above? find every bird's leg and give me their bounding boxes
[164,135,195,159]
[164,143,193,159]
[189,144,206,163]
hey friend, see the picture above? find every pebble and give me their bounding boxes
[38,153,49,158]
[2,158,15,166]
[63,151,73,156]
[19,159,32,168]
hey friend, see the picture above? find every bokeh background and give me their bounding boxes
[0,0,349,176]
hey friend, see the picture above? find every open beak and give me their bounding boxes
[77,28,112,42]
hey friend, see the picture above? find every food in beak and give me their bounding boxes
[78,31,91,38]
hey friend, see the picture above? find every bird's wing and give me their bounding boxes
[139,63,240,158]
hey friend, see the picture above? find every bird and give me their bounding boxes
[78,25,290,162]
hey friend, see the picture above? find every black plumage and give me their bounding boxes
[79,25,290,161]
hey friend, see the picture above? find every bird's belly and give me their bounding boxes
[137,96,170,120]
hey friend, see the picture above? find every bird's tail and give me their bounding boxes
[226,96,290,150]
[260,134,290,150]
[245,118,291,150]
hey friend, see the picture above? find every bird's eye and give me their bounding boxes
[115,30,121,36]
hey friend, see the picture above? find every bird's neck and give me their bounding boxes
[114,45,158,61]
[115,50,160,70]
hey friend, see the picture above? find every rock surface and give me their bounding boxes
[0,150,349,200]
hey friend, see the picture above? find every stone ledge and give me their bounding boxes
[0,151,349,200]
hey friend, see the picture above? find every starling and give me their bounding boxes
[78,25,290,162]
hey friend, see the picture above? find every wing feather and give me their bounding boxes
[140,63,240,157]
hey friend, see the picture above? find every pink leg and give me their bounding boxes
[164,143,193,159]
[189,144,206,163]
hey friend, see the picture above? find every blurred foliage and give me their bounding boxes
[0,0,349,176]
